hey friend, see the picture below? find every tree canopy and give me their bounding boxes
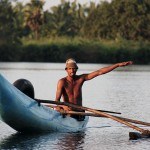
[0,0,22,44]
[84,0,150,40]
[0,0,150,42]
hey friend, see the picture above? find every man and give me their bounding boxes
[55,58,132,120]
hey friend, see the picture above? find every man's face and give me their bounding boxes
[66,67,77,77]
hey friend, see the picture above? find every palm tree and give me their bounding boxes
[48,0,87,37]
[23,0,44,39]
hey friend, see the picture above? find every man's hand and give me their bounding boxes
[55,105,71,112]
[118,61,133,67]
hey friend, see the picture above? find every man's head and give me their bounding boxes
[65,58,78,77]
[65,58,78,70]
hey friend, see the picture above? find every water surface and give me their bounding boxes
[0,62,150,150]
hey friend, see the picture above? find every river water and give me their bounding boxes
[0,62,150,150]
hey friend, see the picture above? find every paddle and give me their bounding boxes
[36,99,150,136]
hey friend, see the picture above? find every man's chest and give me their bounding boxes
[64,79,83,90]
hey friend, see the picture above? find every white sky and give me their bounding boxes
[16,0,111,10]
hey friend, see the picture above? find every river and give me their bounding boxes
[0,62,150,150]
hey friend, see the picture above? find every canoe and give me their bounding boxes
[0,74,89,133]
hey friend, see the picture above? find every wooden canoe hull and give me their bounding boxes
[0,74,88,133]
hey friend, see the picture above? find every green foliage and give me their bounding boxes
[0,44,20,61]
[23,0,44,39]
[1,37,150,64]
[0,0,22,45]
[84,0,150,40]
[0,0,150,64]
[7,0,149,41]
[42,0,87,37]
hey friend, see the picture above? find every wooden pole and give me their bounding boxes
[44,103,150,126]
[61,111,150,126]
[116,116,150,126]
[43,103,121,114]
[96,109,121,114]
[37,99,150,135]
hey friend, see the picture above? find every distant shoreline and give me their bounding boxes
[0,38,150,64]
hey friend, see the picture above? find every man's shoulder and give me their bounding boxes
[59,77,66,82]
[78,74,88,78]
[77,74,87,80]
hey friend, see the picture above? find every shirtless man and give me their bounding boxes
[55,58,132,117]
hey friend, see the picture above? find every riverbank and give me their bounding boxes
[0,37,150,64]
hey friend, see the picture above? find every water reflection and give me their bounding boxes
[57,132,85,150]
[0,132,86,150]
[0,132,50,150]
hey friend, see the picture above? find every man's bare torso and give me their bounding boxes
[61,75,85,106]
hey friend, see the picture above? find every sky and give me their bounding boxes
[16,0,111,10]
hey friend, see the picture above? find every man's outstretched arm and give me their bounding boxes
[84,61,133,80]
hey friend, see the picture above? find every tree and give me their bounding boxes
[112,0,150,40]
[43,0,87,37]
[23,0,44,39]
[83,1,113,39]
[83,0,150,40]
[0,0,21,45]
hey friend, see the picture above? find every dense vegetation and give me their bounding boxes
[0,0,150,64]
